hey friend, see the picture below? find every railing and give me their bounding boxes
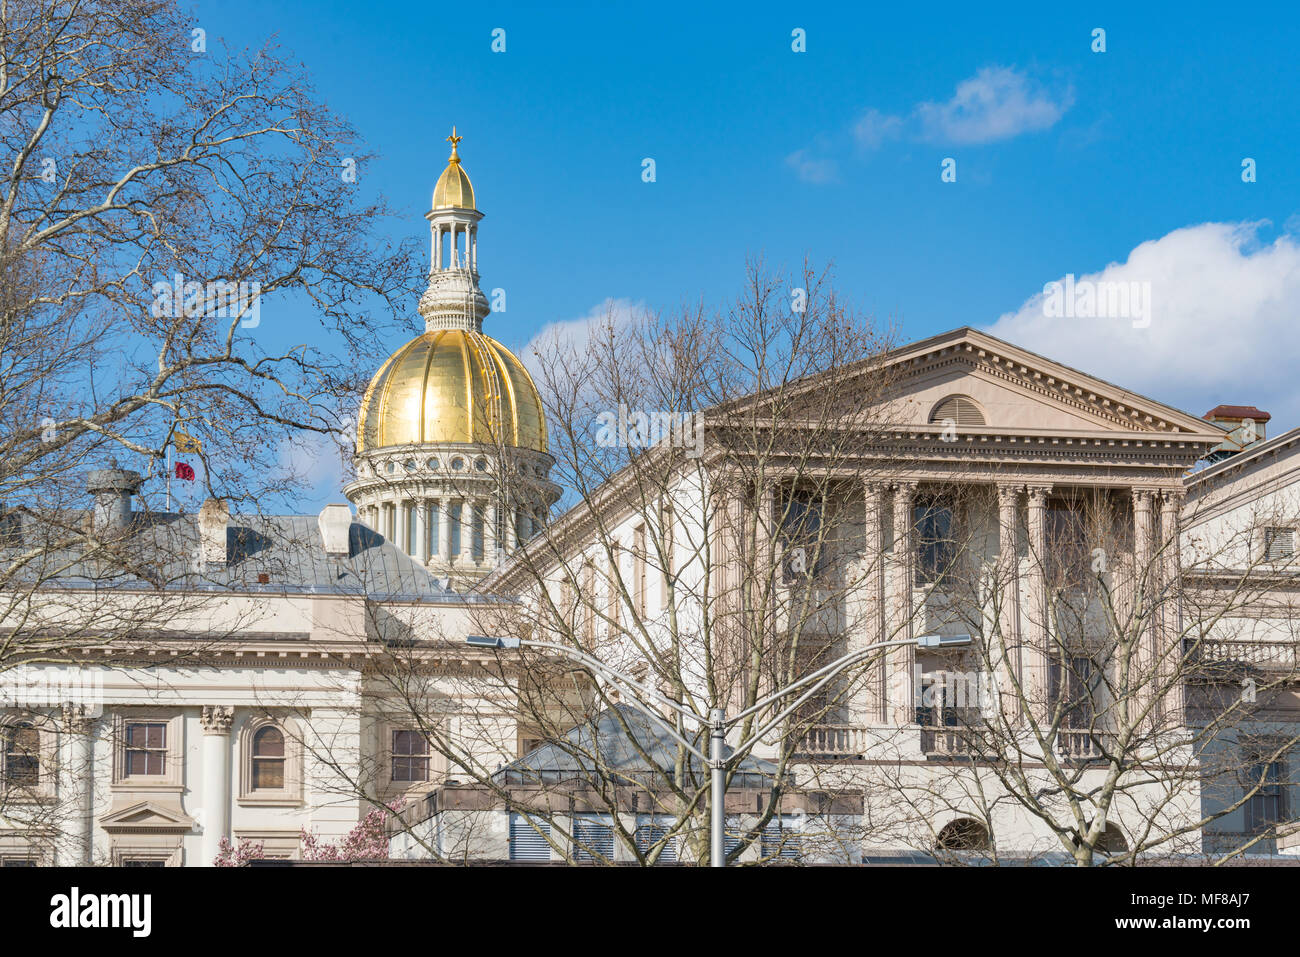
[794,725,1111,762]
[794,725,869,758]
[1055,730,1109,761]
[920,726,991,758]
[1186,639,1300,671]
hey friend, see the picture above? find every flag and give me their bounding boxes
[174,431,202,454]
[174,462,195,481]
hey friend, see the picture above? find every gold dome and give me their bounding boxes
[357,329,547,454]
[432,127,475,210]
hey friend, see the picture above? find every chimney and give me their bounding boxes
[1205,405,1270,455]
[318,504,352,558]
[86,465,143,533]
[198,498,230,565]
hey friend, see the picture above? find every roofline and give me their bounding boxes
[1186,425,1300,486]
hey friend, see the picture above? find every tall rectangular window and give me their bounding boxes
[633,524,647,618]
[1048,656,1100,729]
[391,730,430,783]
[606,547,621,636]
[779,489,824,581]
[1047,503,1088,584]
[913,502,954,584]
[583,563,596,643]
[3,724,40,787]
[1244,756,1286,835]
[450,504,462,557]
[471,504,485,562]
[124,722,167,776]
[660,506,674,608]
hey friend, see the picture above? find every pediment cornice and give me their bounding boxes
[880,328,1223,439]
[100,801,195,833]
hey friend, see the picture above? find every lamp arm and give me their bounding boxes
[518,638,711,763]
[729,639,911,725]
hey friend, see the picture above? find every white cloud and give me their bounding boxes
[847,66,1071,155]
[915,66,1071,144]
[852,108,904,151]
[785,148,839,184]
[986,221,1300,428]
[521,297,647,383]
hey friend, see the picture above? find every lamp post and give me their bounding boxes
[466,632,971,866]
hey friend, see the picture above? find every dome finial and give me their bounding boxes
[446,126,463,164]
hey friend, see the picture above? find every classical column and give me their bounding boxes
[485,499,499,564]
[756,483,777,680]
[860,482,889,723]
[1024,485,1052,723]
[462,501,477,563]
[199,706,234,867]
[58,703,96,866]
[448,222,457,268]
[414,499,428,564]
[439,499,454,564]
[1158,489,1186,722]
[1131,488,1157,722]
[995,483,1024,723]
[888,482,918,725]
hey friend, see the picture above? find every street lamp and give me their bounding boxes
[466,632,971,866]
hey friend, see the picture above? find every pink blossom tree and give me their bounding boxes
[299,800,404,862]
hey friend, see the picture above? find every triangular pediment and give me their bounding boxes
[797,327,1225,440]
[100,801,195,833]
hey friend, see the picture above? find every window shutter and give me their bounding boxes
[509,814,552,861]
[634,817,677,863]
[1265,527,1295,562]
[572,815,616,863]
[761,819,802,860]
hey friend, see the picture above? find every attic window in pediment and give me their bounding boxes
[929,395,986,427]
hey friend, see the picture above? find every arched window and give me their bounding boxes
[928,394,986,427]
[4,723,39,787]
[239,716,302,806]
[251,726,286,790]
[1094,824,1128,856]
[936,817,989,851]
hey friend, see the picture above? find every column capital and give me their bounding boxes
[1025,484,1053,505]
[996,483,1024,508]
[892,480,918,500]
[1160,488,1186,510]
[200,705,235,736]
[61,702,96,733]
[1131,487,1158,508]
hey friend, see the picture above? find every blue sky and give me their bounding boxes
[193,1,1300,507]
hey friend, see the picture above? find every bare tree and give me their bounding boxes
[872,476,1300,865]
[0,0,418,859]
[316,261,920,864]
